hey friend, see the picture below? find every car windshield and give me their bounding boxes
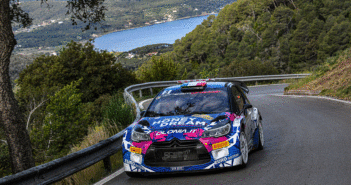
[145,87,230,117]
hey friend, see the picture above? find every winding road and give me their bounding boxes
[103,84,351,185]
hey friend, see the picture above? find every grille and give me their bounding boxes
[144,139,211,167]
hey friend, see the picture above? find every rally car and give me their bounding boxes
[122,81,264,177]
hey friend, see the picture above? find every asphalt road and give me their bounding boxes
[105,84,351,185]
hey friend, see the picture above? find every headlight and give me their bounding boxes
[202,123,231,138]
[131,130,150,142]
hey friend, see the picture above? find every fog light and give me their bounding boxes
[212,148,229,160]
[131,152,143,164]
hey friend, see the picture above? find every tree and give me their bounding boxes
[136,55,178,82]
[42,79,89,157]
[0,0,106,174]
[289,19,310,70]
[17,41,136,103]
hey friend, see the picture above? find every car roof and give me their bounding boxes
[164,82,228,91]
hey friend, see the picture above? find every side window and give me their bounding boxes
[238,87,250,105]
[231,86,244,111]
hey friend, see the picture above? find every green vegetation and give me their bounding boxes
[102,94,136,135]
[116,43,173,70]
[1,41,137,170]
[285,48,351,100]
[4,0,351,180]
[154,0,351,79]
[0,144,11,178]
[34,80,90,158]
[55,125,124,185]
[136,55,179,82]
[9,53,38,85]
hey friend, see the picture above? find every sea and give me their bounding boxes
[93,15,215,52]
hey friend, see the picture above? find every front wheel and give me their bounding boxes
[240,132,249,167]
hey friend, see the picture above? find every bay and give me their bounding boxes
[93,15,214,52]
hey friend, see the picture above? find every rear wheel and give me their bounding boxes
[126,172,143,178]
[240,132,248,167]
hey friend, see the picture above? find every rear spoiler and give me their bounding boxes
[234,81,249,94]
[176,78,249,94]
[215,79,249,94]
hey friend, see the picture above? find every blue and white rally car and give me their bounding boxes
[123,81,264,177]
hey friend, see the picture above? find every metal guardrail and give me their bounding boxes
[0,74,310,185]
[0,130,125,185]
[124,74,310,121]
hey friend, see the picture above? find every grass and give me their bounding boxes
[284,48,351,100]
[320,84,351,100]
[53,126,123,185]
[283,73,316,91]
[284,59,339,91]
[52,93,134,185]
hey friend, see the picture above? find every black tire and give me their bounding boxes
[126,172,143,178]
[258,120,264,150]
[240,132,249,168]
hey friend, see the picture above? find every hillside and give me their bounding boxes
[13,0,236,49]
[168,0,351,79]
[285,48,351,100]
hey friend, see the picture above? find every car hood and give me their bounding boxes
[133,113,233,141]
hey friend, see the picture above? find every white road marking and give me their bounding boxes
[271,94,351,105]
[139,98,154,110]
[94,167,125,185]
[248,83,289,87]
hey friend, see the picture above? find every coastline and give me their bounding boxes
[92,13,217,40]
[14,13,218,54]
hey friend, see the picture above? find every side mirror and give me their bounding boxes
[243,104,253,109]
[239,104,253,115]
[140,110,146,117]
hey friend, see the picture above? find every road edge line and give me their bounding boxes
[94,167,125,185]
[139,98,154,110]
[271,94,351,105]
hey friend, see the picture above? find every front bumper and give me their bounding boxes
[123,138,242,173]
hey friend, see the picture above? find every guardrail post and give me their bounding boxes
[150,88,153,96]
[103,156,112,173]
[139,89,142,98]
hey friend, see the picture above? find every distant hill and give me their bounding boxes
[169,0,351,79]
[116,43,174,70]
[13,0,237,49]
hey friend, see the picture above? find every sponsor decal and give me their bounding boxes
[200,136,228,152]
[192,114,214,120]
[150,131,167,141]
[152,117,207,127]
[225,112,237,121]
[151,129,201,135]
[132,141,152,154]
[213,154,240,165]
[184,128,204,139]
[212,140,229,150]
[214,157,227,164]
[130,146,142,154]
[167,129,187,134]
